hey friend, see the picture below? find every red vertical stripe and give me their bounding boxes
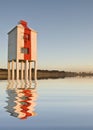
[24,28,31,60]
[20,20,31,60]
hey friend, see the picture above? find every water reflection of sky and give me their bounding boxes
[0,78,93,130]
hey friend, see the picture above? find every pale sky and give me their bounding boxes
[0,0,93,72]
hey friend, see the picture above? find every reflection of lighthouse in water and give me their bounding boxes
[5,81,38,119]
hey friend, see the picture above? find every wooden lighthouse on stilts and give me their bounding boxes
[8,20,37,81]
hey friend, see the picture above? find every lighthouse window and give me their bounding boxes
[24,34,30,40]
[21,48,29,54]
[28,34,30,40]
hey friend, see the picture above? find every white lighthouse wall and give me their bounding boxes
[17,25,24,60]
[31,30,37,61]
[8,28,17,61]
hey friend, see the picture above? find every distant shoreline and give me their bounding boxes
[0,69,93,80]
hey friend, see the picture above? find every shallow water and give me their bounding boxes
[0,78,93,130]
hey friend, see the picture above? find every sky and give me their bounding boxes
[0,0,93,72]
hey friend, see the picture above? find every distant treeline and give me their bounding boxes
[0,68,93,80]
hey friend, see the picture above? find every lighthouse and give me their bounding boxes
[8,20,37,81]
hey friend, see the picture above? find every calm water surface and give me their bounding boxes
[0,78,93,130]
